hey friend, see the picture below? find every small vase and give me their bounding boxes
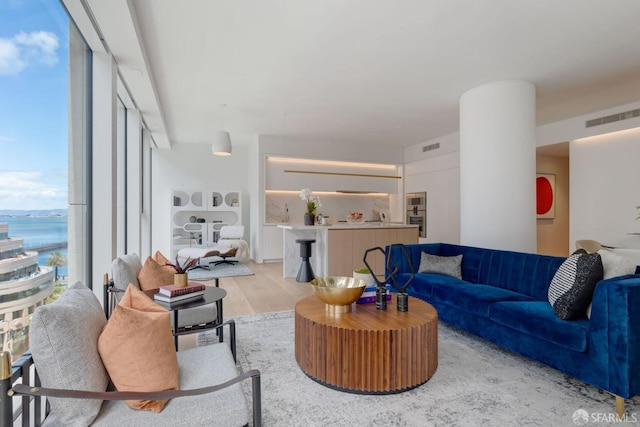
[174,273,188,287]
[303,213,315,226]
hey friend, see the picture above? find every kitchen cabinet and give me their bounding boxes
[263,225,284,261]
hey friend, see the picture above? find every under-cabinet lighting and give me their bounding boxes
[265,190,389,196]
[266,156,398,171]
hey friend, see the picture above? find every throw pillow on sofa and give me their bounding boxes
[585,249,638,318]
[137,254,175,290]
[547,249,603,320]
[30,282,109,427]
[418,252,463,279]
[98,284,179,412]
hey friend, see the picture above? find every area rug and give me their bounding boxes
[187,261,253,281]
[198,311,640,426]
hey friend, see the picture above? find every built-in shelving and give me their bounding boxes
[171,189,242,258]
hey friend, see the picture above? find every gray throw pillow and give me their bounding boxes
[111,253,142,290]
[30,282,109,427]
[547,249,603,320]
[418,252,463,279]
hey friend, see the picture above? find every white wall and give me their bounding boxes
[151,143,251,257]
[570,127,640,249]
[404,132,460,244]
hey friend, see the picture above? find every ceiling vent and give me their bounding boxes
[585,108,640,128]
[422,142,440,152]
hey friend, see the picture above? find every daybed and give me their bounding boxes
[387,243,640,414]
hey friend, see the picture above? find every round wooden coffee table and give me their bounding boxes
[294,294,438,394]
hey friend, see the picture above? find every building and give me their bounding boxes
[0,223,53,358]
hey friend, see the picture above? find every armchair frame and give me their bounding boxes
[0,276,262,427]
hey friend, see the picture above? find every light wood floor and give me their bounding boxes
[207,261,314,316]
[179,261,314,349]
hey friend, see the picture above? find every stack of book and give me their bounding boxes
[154,282,206,303]
[356,285,393,304]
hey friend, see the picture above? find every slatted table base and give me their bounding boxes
[295,294,438,394]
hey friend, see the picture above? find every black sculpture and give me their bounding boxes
[363,244,415,312]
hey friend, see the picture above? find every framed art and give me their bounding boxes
[536,174,555,219]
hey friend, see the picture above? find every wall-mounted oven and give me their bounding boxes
[406,192,426,238]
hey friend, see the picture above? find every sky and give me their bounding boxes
[0,0,69,210]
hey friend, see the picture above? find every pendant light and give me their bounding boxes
[212,104,232,156]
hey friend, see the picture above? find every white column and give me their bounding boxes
[92,51,117,303]
[459,81,536,253]
[126,109,142,256]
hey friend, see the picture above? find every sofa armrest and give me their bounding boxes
[589,275,640,398]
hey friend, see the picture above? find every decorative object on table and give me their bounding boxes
[385,244,416,312]
[158,282,206,297]
[346,212,365,224]
[309,276,366,315]
[363,246,399,311]
[356,284,392,304]
[363,244,415,312]
[165,256,198,287]
[353,267,376,287]
[153,289,205,304]
[536,173,556,219]
[300,188,321,225]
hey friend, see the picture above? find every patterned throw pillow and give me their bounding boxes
[547,249,603,320]
[418,252,463,279]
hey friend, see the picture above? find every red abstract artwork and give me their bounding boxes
[536,174,555,219]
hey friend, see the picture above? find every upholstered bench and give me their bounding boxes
[0,282,261,426]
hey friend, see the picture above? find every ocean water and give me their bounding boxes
[1,216,68,277]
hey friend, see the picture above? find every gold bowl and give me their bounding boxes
[310,276,367,314]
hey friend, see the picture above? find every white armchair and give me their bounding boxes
[177,225,249,268]
[210,225,249,265]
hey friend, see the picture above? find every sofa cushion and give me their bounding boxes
[98,285,179,413]
[406,273,469,297]
[112,253,143,290]
[489,301,589,352]
[548,249,603,320]
[418,252,462,279]
[92,344,249,427]
[431,282,532,317]
[138,255,175,290]
[30,282,109,427]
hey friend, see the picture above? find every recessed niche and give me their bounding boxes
[191,191,203,207]
[172,191,189,207]
[211,192,223,207]
[225,192,240,207]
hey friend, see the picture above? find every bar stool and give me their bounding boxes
[295,239,316,282]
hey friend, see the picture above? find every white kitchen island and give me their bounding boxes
[278,223,419,278]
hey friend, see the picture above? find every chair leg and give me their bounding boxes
[213,258,237,266]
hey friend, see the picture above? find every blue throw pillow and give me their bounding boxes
[547,249,603,320]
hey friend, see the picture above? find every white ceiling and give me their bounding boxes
[86,0,640,150]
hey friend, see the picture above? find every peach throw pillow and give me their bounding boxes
[97,284,179,412]
[137,255,174,290]
[153,250,176,274]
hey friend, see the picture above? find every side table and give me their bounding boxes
[145,286,227,350]
[295,293,438,394]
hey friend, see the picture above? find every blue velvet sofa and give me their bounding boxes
[387,243,640,405]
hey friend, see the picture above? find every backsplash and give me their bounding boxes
[266,192,390,224]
